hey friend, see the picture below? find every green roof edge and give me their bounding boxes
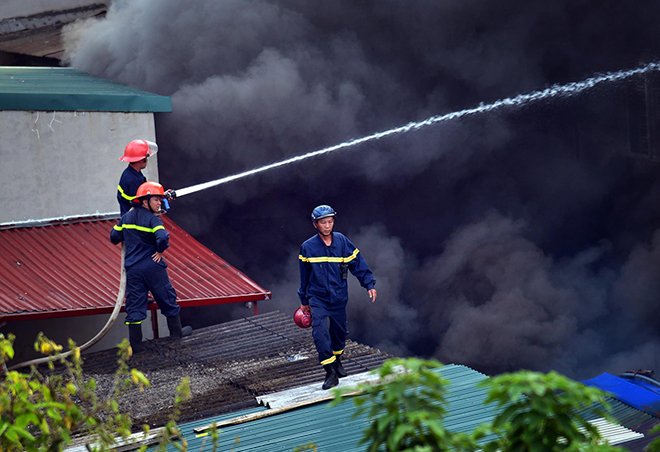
[0,67,172,112]
[0,92,172,112]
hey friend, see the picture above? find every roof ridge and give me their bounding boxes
[0,212,120,230]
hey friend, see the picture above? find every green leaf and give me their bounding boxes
[3,425,19,442]
[392,423,414,445]
[13,426,36,441]
[46,408,62,421]
[15,413,39,428]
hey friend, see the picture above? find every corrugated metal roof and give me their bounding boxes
[54,311,655,451]
[0,4,108,60]
[163,364,654,452]
[0,66,171,112]
[153,364,494,452]
[605,396,660,433]
[53,311,392,430]
[0,216,270,320]
[584,372,660,418]
[587,418,644,445]
[580,371,660,449]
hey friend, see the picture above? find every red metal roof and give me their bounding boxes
[0,216,270,321]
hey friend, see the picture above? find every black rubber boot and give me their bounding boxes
[335,355,348,378]
[167,315,192,339]
[128,324,144,353]
[322,362,339,390]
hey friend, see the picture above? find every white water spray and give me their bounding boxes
[174,62,660,198]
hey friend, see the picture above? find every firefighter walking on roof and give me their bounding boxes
[298,205,377,390]
[110,181,192,352]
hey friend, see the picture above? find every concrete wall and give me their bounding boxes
[0,110,160,224]
[0,108,164,361]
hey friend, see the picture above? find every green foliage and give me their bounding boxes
[149,376,192,451]
[0,332,188,452]
[195,422,223,452]
[0,333,635,452]
[331,358,475,452]
[334,359,628,452]
[479,370,624,452]
[640,423,660,452]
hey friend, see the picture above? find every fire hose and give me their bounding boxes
[7,62,660,371]
[8,244,126,371]
[8,191,175,371]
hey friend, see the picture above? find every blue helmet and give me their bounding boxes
[311,205,336,222]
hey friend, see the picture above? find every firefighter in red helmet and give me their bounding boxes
[110,181,192,352]
[298,205,377,390]
[117,140,158,216]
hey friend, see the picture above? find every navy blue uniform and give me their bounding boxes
[110,206,180,324]
[298,232,376,365]
[117,166,146,216]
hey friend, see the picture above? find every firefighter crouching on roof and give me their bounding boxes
[110,181,192,352]
[117,140,157,217]
[298,205,377,390]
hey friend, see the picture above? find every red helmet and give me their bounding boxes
[293,307,312,329]
[133,181,166,203]
[120,139,158,162]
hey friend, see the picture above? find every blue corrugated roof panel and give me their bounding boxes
[584,373,660,418]
[0,66,171,112]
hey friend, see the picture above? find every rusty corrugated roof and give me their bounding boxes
[49,312,655,451]
[0,216,270,320]
[0,4,108,60]
[70,311,392,427]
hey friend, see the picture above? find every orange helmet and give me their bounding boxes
[293,307,312,329]
[120,140,158,162]
[133,181,166,203]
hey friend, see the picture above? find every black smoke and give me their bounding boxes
[64,0,660,378]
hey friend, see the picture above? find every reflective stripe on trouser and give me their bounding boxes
[124,259,180,324]
[310,303,348,365]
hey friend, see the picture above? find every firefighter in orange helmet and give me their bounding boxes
[117,140,158,216]
[110,181,192,352]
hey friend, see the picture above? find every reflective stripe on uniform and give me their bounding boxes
[321,355,337,366]
[299,248,360,263]
[113,224,165,233]
[333,349,344,355]
[125,320,143,325]
[118,184,137,201]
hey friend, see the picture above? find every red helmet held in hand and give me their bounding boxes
[293,307,312,329]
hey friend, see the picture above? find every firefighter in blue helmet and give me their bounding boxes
[298,205,377,390]
[110,181,192,353]
[117,140,157,216]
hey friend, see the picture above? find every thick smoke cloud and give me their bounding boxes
[413,213,612,376]
[64,0,660,378]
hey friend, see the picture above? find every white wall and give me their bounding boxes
[0,110,160,224]
[0,109,165,360]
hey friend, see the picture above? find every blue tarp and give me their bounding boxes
[583,373,660,417]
